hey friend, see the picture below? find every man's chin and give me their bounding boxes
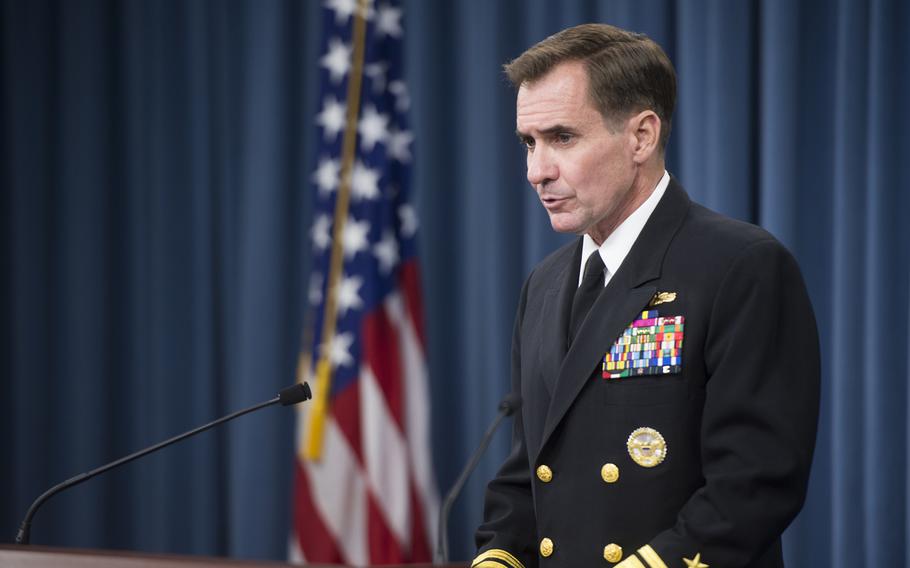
[547,215,584,235]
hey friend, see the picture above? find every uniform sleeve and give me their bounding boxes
[622,239,821,568]
[473,276,538,568]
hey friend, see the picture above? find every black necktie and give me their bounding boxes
[569,252,606,345]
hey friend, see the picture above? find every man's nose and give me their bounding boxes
[527,147,557,188]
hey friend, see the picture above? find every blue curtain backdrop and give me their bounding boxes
[2,1,909,566]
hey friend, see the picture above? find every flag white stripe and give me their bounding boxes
[361,363,411,545]
[299,410,369,566]
[386,292,440,542]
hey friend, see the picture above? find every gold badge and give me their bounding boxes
[627,427,667,467]
[648,291,677,307]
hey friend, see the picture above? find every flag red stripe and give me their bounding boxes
[399,260,427,350]
[363,304,405,430]
[332,380,364,463]
[367,491,405,563]
[409,482,432,561]
[293,460,345,563]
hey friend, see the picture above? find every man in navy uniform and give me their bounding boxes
[472,23,820,568]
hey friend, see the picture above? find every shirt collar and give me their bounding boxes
[579,170,670,286]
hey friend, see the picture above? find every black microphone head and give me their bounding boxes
[498,392,522,415]
[279,383,312,406]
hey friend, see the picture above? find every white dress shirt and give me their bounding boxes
[578,170,670,288]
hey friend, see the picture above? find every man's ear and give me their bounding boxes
[629,110,661,164]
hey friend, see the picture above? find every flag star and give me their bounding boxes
[375,4,403,38]
[311,214,332,251]
[324,0,357,24]
[389,80,411,113]
[309,273,324,305]
[373,230,399,273]
[398,204,418,237]
[323,332,355,368]
[335,275,364,315]
[342,216,371,258]
[313,157,341,195]
[364,62,388,93]
[387,127,413,163]
[351,160,381,200]
[321,38,352,84]
[357,105,389,152]
[316,96,346,142]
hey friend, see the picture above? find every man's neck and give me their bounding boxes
[587,163,665,246]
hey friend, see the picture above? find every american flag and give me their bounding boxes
[290,0,439,564]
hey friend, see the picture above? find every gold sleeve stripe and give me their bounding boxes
[638,545,669,568]
[471,548,526,568]
[615,554,647,568]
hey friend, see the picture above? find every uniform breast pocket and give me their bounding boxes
[602,377,689,406]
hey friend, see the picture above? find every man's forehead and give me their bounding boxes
[516,61,590,106]
[516,62,597,133]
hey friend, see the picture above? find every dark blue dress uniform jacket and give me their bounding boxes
[473,178,820,568]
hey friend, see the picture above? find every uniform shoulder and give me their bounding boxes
[684,202,788,259]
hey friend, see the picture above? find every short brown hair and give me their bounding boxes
[505,23,677,150]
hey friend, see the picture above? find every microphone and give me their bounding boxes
[435,392,521,565]
[15,382,312,545]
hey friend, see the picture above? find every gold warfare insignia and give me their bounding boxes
[627,427,667,467]
[648,291,677,307]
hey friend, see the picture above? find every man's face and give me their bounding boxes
[516,61,640,243]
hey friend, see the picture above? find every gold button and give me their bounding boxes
[536,465,553,483]
[539,537,554,557]
[603,543,623,563]
[601,463,619,483]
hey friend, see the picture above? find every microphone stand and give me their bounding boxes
[16,382,311,545]
[435,394,520,565]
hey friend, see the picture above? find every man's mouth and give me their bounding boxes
[541,195,570,210]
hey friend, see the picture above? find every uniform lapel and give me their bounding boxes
[536,242,582,396]
[534,179,691,463]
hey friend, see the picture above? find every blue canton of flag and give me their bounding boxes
[308,0,417,398]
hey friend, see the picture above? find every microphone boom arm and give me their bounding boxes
[16,382,311,545]
[435,393,521,564]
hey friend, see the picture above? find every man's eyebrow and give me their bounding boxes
[515,125,577,140]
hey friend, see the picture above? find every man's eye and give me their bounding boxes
[523,138,536,150]
[556,133,573,144]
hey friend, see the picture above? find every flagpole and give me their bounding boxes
[304,0,371,461]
